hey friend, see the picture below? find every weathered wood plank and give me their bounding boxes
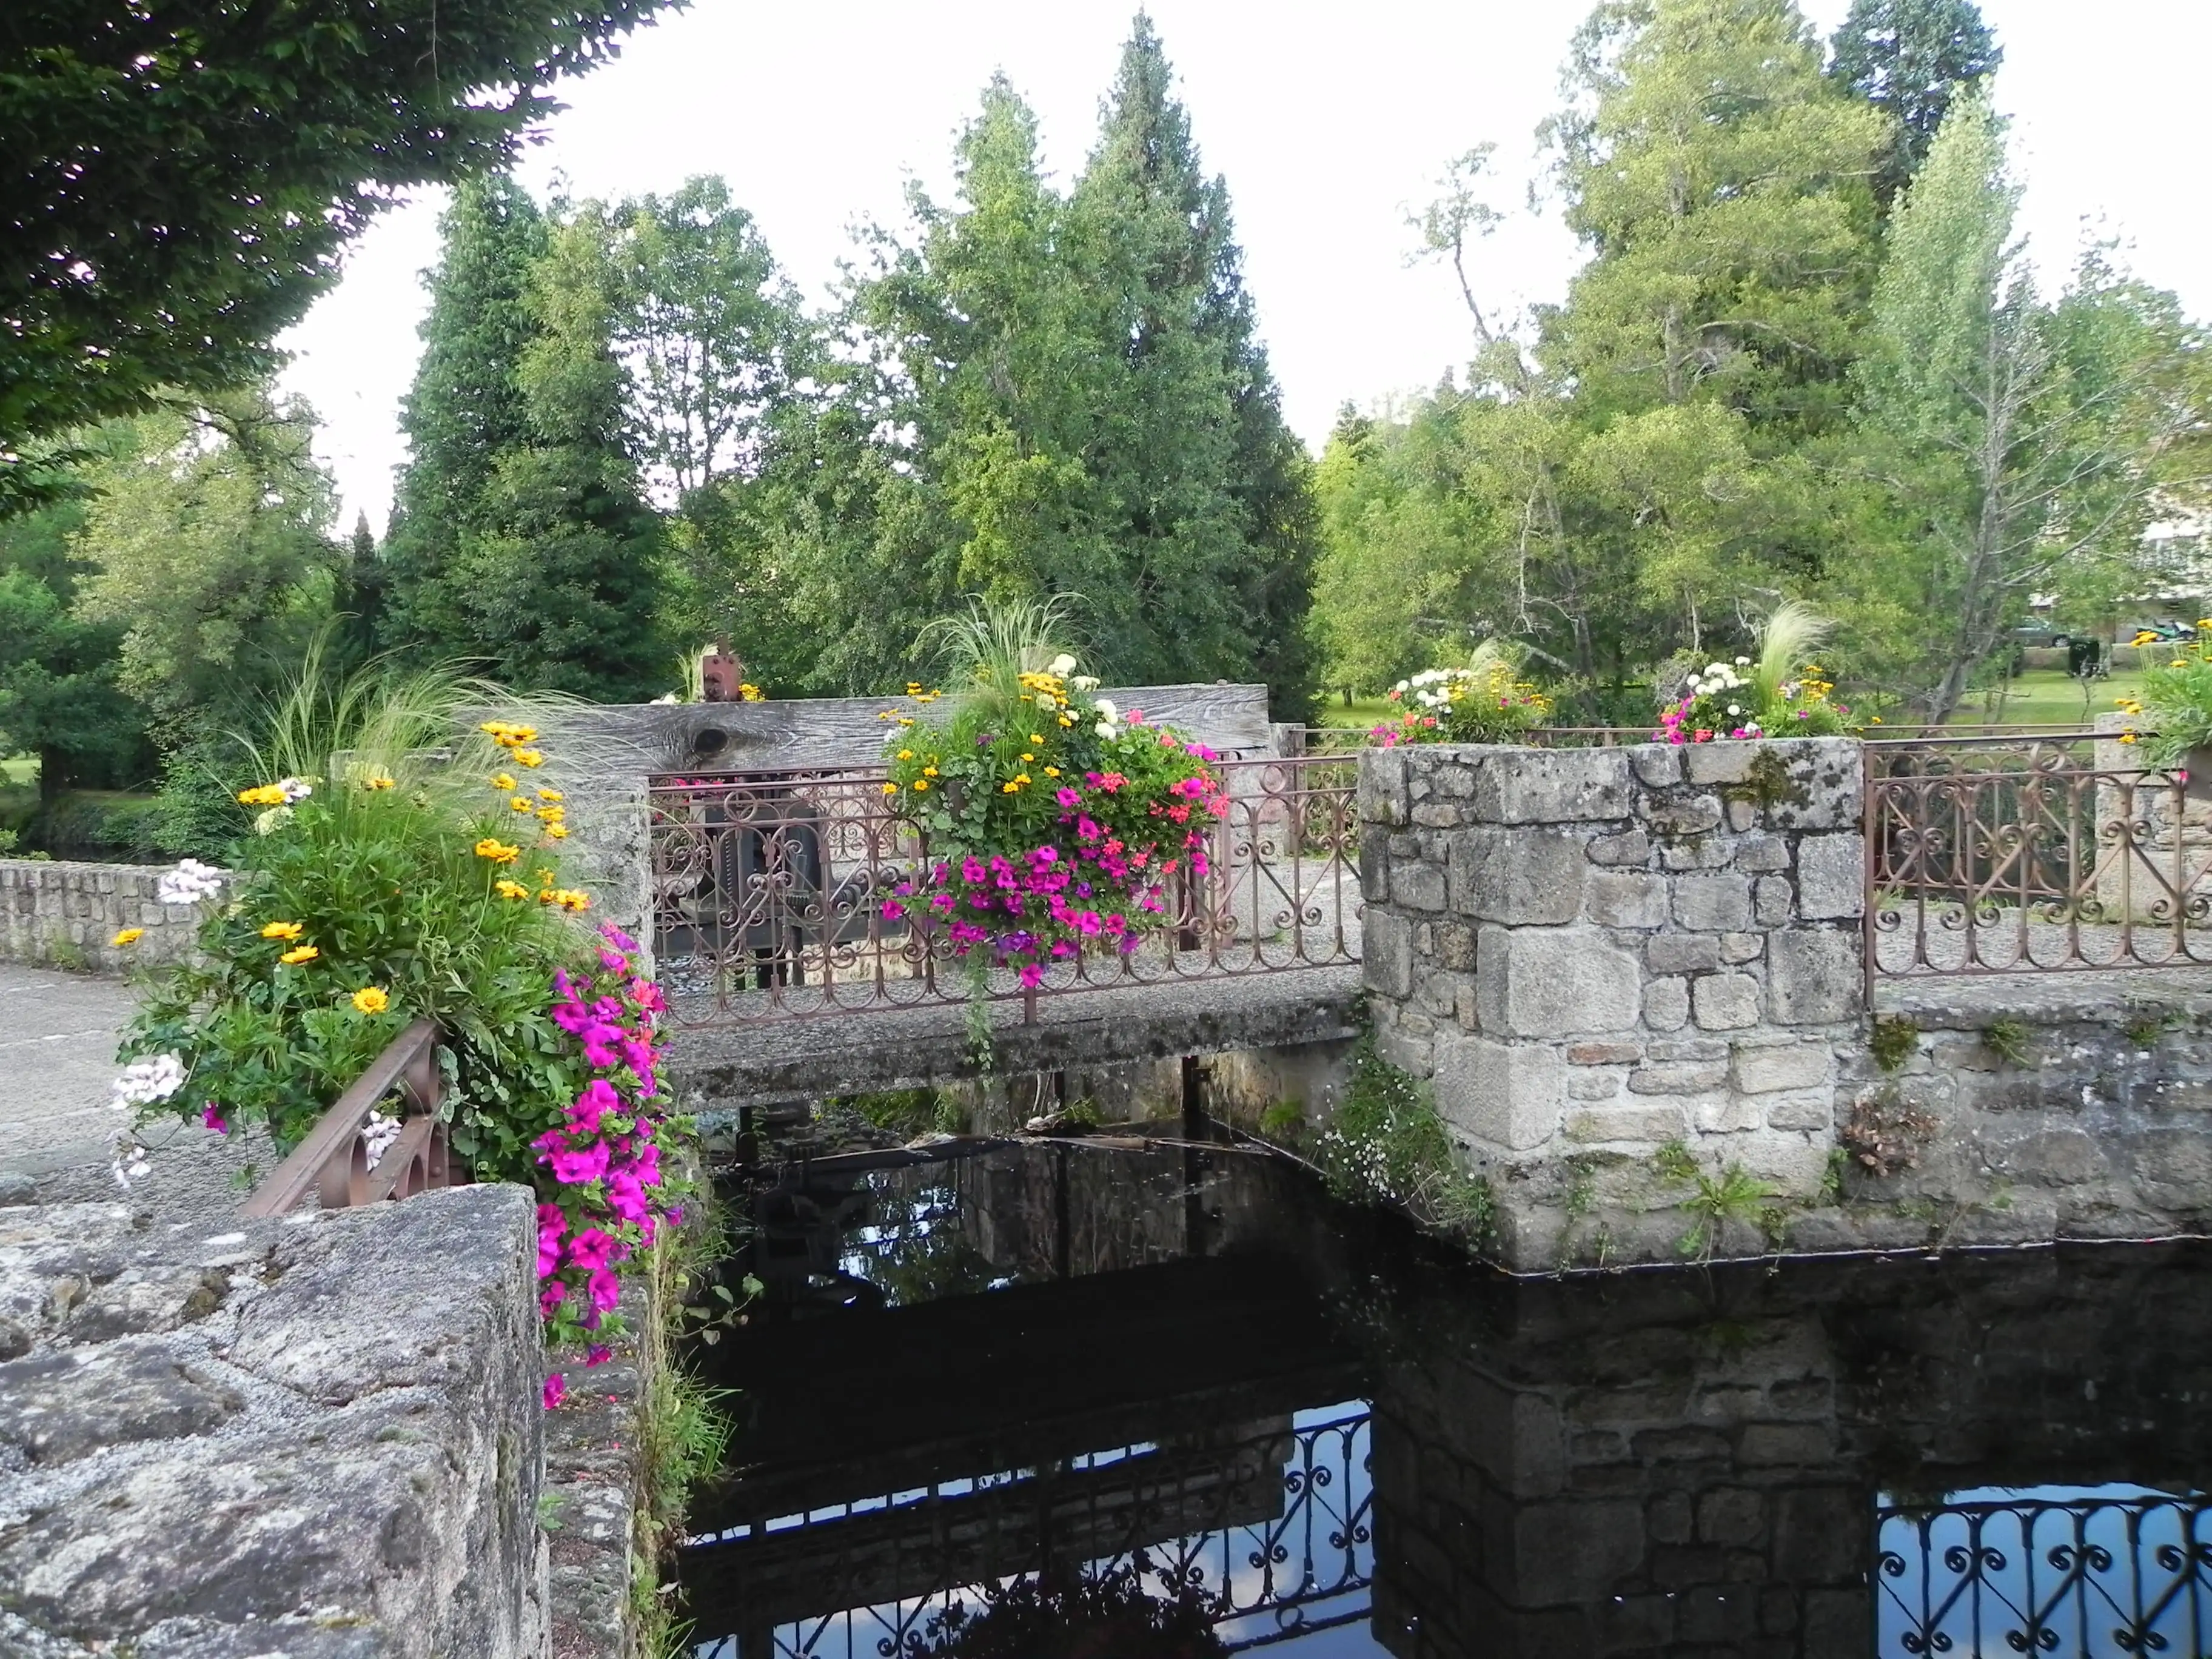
[509,683,1275,780]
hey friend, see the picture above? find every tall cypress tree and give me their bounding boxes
[1829,0,2002,209]
[1069,15,1319,717]
[381,177,548,663]
[455,213,667,700]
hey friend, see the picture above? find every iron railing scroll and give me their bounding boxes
[238,1018,461,1217]
[1864,732,2212,982]
[1875,1488,2212,1658]
[648,757,1362,1029]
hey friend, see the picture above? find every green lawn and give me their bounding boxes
[1950,668,2140,727]
[1,755,33,786]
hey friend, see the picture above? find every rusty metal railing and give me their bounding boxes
[240,1019,461,1217]
[646,756,1362,1028]
[1864,732,2212,982]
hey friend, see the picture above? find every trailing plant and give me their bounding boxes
[1370,641,1551,747]
[1869,1014,1920,1072]
[1312,1032,1493,1241]
[109,659,685,1359]
[881,602,1225,991]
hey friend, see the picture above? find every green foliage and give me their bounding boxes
[0,498,148,802]
[1257,1099,1307,1142]
[1828,0,2002,207]
[1870,1014,1920,1071]
[1982,1017,2031,1067]
[116,663,589,1181]
[789,22,1318,712]
[2,0,681,505]
[1651,1140,1783,1258]
[1313,1033,1493,1240]
[847,1090,948,1139]
[383,179,668,699]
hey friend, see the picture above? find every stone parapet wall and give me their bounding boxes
[1,857,223,971]
[1358,739,1865,1269]
[0,1184,549,1657]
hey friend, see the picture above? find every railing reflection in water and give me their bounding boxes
[649,757,1361,1027]
[1865,734,2212,980]
[686,1406,1373,1657]
[1876,1486,2212,1658]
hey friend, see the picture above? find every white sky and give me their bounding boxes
[278,0,2212,537]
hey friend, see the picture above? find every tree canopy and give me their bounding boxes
[0,0,683,510]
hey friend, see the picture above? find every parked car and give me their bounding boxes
[2011,622,2072,648]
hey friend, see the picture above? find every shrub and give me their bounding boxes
[112,660,683,1354]
[1655,602,1852,743]
[1313,1033,1492,1238]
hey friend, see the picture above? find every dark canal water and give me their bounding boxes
[677,1136,2212,1658]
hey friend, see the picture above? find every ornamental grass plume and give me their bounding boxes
[1749,601,1835,714]
[919,594,1084,733]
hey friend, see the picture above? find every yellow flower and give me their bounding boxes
[362,773,395,791]
[545,823,569,839]
[495,879,529,900]
[1001,780,1021,794]
[510,795,534,812]
[1043,766,1061,778]
[491,773,517,790]
[923,765,938,777]
[907,682,923,695]
[883,782,900,796]
[236,784,287,806]
[913,779,929,792]
[112,928,144,947]
[536,787,563,802]
[1018,752,1034,763]
[2197,620,2212,629]
[2173,660,2188,669]
[1058,714,1075,727]
[537,805,564,822]
[261,920,304,940]
[738,683,765,702]
[2120,732,2139,745]
[513,748,544,768]
[475,839,521,863]
[1869,715,1883,724]
[1030,734,1044,744]
[351,987,390,1015]
[279,945,320,966]
[897,717,915,726]
[896,749,914,761]
[1014,773,1030,784]
[543,888,590,913]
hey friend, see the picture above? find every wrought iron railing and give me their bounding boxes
[683,1406,1374,1657]
[1864,733,2212,980]
[1876,1488,2212,1657]
[238,1018,463,1217]
[647,756,1361,1027]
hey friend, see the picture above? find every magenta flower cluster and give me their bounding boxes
[534,922,678,1401]
[880,746,1230,987]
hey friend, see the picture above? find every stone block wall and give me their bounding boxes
[0,1184,549,1658]
[1357,739,1865,1269]
[1,857,224,971]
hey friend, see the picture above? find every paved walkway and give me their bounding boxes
[0,962,269,1216]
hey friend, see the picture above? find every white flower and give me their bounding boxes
[362,1108,403,1166]
[156,859,224,906]
[1095,721,1119,739]
[111,1053,186,1109]
[1046,653,1077,677]
[108,1127,152,1190]
[1726,704,1741,717]
[1734,656,1751,667]
[1070,675,1100,692]
[1091,697,1116,721]
[253,805,293,836]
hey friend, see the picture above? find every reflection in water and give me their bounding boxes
[679,1141,2212,1658]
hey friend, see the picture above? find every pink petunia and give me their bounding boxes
[201,1103,228,1135]
[566,1227,618,1271]
[543,1373,567,1409]
[588,1268,622,1313]
[548,1141,611,1186]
